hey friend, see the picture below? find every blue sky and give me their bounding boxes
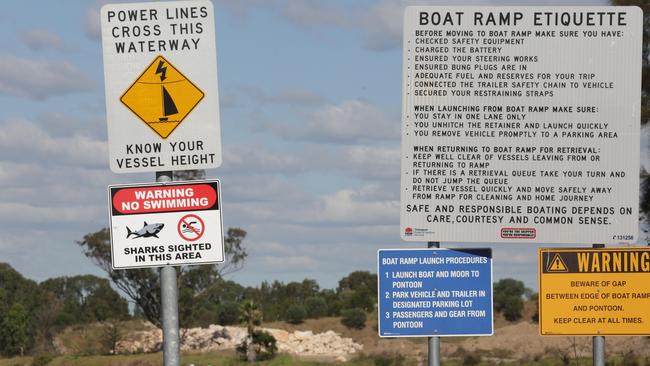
[3,0,648,292]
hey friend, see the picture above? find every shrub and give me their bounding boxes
[100,320,122,354]
[493,278,525,321]
[372,352,406,366]
[340,308,366,329]
[285,304,307,324]
[462,353,481,366]
[236,330,277,361]
[31,353,55,366]
[305,297,328,319]
[217,302,240,325]
[622,351,639,366]
[0,303,32,356]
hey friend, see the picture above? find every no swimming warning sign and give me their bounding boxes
[108,180,224,269]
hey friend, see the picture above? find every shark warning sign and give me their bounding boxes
[539,248,650,336]
[108,180,224,269]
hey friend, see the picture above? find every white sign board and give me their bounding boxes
[101,0,221,173]
[109,180,224,269]
[400,7,642,244]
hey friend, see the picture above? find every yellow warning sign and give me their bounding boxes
[538,248,650,336]
[121,55,204,139]
[547,254,568,272]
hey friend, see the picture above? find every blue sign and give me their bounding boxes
[378,248,493,337]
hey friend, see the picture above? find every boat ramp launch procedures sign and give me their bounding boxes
[378,248,493,337]
[101,1,221,173]
[109,180,224,269]
[539,248,650,336]
[400,7,642,243]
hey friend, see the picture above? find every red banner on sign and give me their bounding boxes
[113,184,217,214]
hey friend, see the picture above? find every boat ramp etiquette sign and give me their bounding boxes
[101,0,221,173]
[539,248,650,336]
[109,180,224,269]
[400,7,642,243]
[378,248,493,337]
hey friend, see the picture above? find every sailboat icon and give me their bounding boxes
[120,55,205,139]
[159,86,178,122]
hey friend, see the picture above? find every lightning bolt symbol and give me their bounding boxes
[155,60,167,82]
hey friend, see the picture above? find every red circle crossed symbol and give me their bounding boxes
[177,214,205,241]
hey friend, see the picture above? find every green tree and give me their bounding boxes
[173,169,205,181]
[305,296,328,318]
[40,275,129,326]
[0,263,53,354]
[236,330,277,362]
[337,271,377,312]
[340,308,367,329]
[76,227,247,327]
[285,304,307,324]
[217,302,241,325]
[0,303,31,356]
[493,279,526,321]
[239,300,262,362]
[100,319,123,355]
[0,263,42,312]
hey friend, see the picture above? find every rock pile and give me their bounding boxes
[275,330,363,362]
[113,324,362,361]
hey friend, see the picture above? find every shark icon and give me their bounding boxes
[127,222,164,239]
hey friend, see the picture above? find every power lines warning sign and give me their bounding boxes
[100,0,222,173]
[121,56,204,139]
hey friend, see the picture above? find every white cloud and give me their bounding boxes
[0,118,106,168]
[23,29,67,51]
[278,0,609,51]
[35,112,107,140]
[84,6,102,40]
[267,100,399,144]
[641,124,650,173]
[239,85,325,106]
[0,202,101,225]
[338,145,401,180]
[226,183,398,227]
[282,0,353,29]
[221,145,304,175]
[304,185,399,225]
[218,141,400,183]
[0,55,94,100]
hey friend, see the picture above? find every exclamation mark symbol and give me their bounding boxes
[547,254,568,272]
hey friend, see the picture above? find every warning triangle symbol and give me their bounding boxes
[547,254,568,272]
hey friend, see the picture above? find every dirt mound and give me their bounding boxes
[443,322,650,361]
[110,324,362,362]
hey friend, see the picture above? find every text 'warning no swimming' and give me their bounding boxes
[108,180,224,269]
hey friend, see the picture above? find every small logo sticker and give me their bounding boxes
[501,228,536,239]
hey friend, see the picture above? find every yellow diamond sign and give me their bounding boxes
[121,55,204,139]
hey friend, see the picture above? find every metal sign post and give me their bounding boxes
[99,3,223,366]
[156,171,179,366]
[592,243,605,366]
[427,241,440,366]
